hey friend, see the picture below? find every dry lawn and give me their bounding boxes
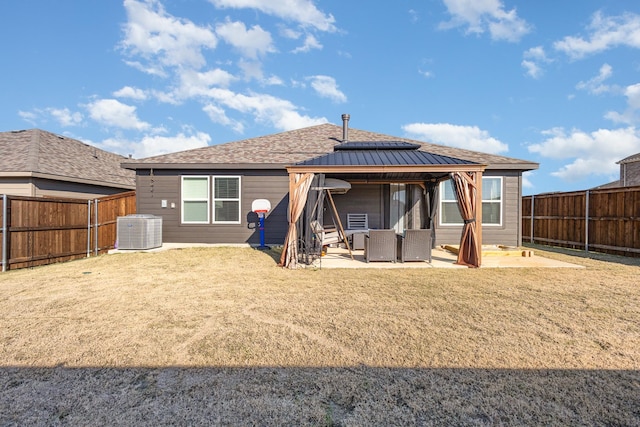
[0,245,638,426]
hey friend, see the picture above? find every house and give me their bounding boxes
[618,153,640,187]
[0,129,135,199]
[122,116,538,267]
[595,153,640,189]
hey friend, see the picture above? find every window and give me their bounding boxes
[481,177,502,226]
[439,177,503,226]
[182,176,210,224]
[213,176,241,223]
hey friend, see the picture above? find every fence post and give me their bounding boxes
[585,190,590,254]
[94,199,99,256]
[530,195,535,243]
[2,194,7,272]
[87,200,92,258]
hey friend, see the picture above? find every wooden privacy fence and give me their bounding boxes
[1,191,136,271]
[522,186,640,257]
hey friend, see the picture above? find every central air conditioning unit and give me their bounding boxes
[116,214,163,250]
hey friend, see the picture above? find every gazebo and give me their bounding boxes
[279,139,486,268]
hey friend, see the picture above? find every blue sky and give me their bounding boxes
[2,0,640,194]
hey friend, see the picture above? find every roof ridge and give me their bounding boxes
[26,129,41,172]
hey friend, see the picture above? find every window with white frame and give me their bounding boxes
[439,177,503,226]
[181,176,210,224]
[213,176,241,223]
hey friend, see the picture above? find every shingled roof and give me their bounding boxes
[122,123,538,171]
[618,152,640,164]
[0,129,135,188]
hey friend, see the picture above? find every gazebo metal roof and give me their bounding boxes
[296,146,478,167]
[288,140,485,179]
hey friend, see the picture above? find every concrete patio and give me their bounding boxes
[310,246,584,269]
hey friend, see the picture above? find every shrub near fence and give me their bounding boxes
[1,191,136,271]
[522,186,640,257]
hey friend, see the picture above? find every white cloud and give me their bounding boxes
[523,46,547,61]
[439,0,531,42]
[47,108,84,127]
[522,46,551,79]
[113,86,148,100]
[137,132,211,157]
[280,27,301,39]
[203,104,244,133]
[605,83,640,125]
[263,75,284,86]
[120,0,218,72]
[528,127,640,181]
[209,0,337,32]
[86,99,151,131]
[18,107,83,127]
[237,59,265,81]
[554,11,640,60]
[100,131,211,158]
[18,110,38,125]
[215,19,275,59]
[522,171,534,189]
[123,60,167,77]
[419,69,434,78]
[207,87,327,130]
[292,34,322,53]
[307,75,347,103]
[521,60,542,79]
[402,122,509,154]
[576,63,614,95]
[409,9,419,24]
[175,68,237,99]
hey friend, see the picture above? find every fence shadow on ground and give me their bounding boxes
[524,242,640,268]
[1,366,638,425]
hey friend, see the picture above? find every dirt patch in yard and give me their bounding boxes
[0,246,638,425]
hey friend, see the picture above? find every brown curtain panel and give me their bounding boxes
[450,172,481,268]
[279,172,314,268]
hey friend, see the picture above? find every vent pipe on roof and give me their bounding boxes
[341,113,350,142]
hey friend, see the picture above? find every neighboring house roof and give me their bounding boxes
[618,152,640,164]
[0,129,135,189]
[122,123,539,171]
[591,180,621,190]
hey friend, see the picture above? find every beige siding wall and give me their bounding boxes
[0,179,34,196]
[135,169,290,245]
[1,177,131,199]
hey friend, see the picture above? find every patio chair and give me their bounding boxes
[310,220,341,246]
[397,229,432,263]
[347,213,369,250]
[364,229,397,263]
[347,213,368,230]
